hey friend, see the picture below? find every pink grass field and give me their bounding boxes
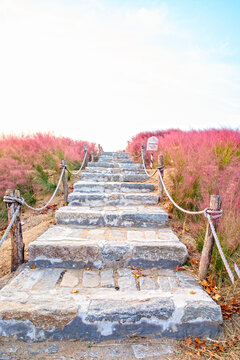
[0,133,96,198]
[127,129,240,251]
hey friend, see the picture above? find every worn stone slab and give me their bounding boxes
[118,276,137,291]
[1,268,62,292]
[73,181,155,193]
[132,343,174,359]
[68,192,159,207]
[82,270,100,288]
[88,162,142,170]
[139,277,157,290]
[100,269,115,288]
[28,226,187,269]
[88,162,115,168]
[60,270,82,288]
[85,168,146,175]
[80,173,149,182]
[55,205,168,229]
[0,267,222,341]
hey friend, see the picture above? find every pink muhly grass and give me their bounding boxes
[127,129,240,251]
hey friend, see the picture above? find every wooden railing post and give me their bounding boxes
[141,142,145,168]
[198,194,222,280]
[61,159,68,204]
[157,154,164,200]
[5,189,24,272]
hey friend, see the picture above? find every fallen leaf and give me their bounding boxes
[213,294,221,301]
[195,337,205,345]
[71,289,79,294]
[85,268,90,271]
[175,265,185,272]
[185,337,192,346]
[30,266,36,269]
[190,290,196,295]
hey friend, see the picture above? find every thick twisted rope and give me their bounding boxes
[157,168,238,284]
[23,167,64,211]
[3,168,65,212]
[0,205,21,248]
[65,151,88,176]
[205,212,235,284]
[157,168,206,215]
[0,152,88,247]
[141,150,158,178]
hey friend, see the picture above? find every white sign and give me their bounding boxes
[147,136,158,151]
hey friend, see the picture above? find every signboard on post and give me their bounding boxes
[147,136,158,151]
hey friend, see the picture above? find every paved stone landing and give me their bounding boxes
[0,267,222,342]
[28,226,188,269]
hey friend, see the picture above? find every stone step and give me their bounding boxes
[73,181,155,194]
[88,162,142,169]
[68,192,159,206]
[88,162,115,168]
[85,167,145,174]
[80,173,149,182]
[56,205,168,228]
[28,226,187,269]
[101,151,130,157]
[99,158,134,163]
[0,266,222,341]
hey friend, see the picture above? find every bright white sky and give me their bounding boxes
[0,0,240,150]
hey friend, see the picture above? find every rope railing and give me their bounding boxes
[0,146,91,263]
[157,168,237,284]
[65,150,88,176]
[3,167,65,212]
[0,205,21,249]
[141,149,158,178]
[138,146,239,283]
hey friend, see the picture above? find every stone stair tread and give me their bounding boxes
[88,163,142,169]
[73,181,155,193]
[68,192,159,206]
[85,167,145,173]
[28,225,188,269]
[56,205,168,228]
[0,266,222,341]
[80,173,149,182]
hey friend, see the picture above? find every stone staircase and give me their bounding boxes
[0,152,222,342]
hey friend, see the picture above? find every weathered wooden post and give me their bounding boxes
[5,189,24,272]
[198,194,222,280]
[150,153,153,169]
[157,154,164,200]
[141,142,145,168]
[61,159,68,204]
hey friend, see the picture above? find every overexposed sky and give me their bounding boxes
[0,0,240,150]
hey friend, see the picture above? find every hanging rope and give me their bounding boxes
[4,168,65,212]
[65,150,88,176]
[0,205,21,248]
[157,168,237,284]
[141,150,158,178]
